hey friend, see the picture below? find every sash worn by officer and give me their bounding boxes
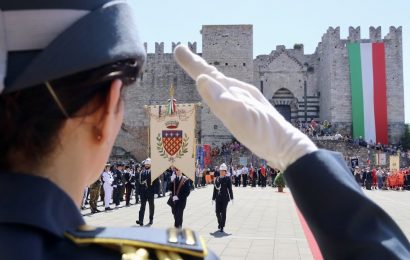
[168,168,191,228]
[0,1,214,259]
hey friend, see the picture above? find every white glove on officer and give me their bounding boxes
[174,45,317,171]
[173,195,179,202]
[231,199,234,205]
[212,200,215,205]
[171,173,176,182]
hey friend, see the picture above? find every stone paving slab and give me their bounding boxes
[82,185,410,259]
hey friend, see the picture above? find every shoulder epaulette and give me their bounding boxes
[65,225,209,259]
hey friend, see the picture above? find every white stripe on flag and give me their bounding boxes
[360,43,376,143]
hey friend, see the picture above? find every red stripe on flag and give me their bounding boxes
[372,43,388,144]
[295,206,323,260]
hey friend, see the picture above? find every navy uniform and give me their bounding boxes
[0,1,216,259]
[136,158,155,226]
[168,172,191,228]
[124,166,135,206]
[112,164,125,206]
[285,150,410,259]
[212,164,234,232]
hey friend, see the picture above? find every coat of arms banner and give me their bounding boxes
[148,102,196,180]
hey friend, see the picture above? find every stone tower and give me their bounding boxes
[200,25,254,146]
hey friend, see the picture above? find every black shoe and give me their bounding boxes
[148,220,153,225]
[126,203,130,207]
[136,220,143,226]
[105,207,112,211]
[220,228,224,232]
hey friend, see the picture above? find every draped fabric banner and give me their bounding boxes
[372,153,386,166]
[148,103,196,180]
[203,144,211,167]
[196,145,204,168]
[389,155,400,172]
[347,42,388,144]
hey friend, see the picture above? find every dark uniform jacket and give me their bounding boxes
[112,169,124,187]
[0,172,117,259]
[284,149,410,259]
[168,176,191,208]
[212,176,233,202]
[139,168,153,196]
[0,172,213,260]
[124,170,135,186]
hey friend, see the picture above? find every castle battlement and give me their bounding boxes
[143,42,198,54]
[369,26,382,41]
[384,26,402,40]
[321,26,341,42]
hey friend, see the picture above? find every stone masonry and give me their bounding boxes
[112,25,405,161]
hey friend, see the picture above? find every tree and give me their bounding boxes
[401,124,410,150]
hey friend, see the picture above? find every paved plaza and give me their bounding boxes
[82,185,410,260]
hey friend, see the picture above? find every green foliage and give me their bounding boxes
[294,43,303,50]
[274,173,286,188]
[401,124,410,150]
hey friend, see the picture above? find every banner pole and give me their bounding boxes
[145,105,150,158]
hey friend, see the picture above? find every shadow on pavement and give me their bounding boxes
[209,231,232,238]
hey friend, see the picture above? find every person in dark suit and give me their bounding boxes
[174,45,410,259]
[136,158,155,226]
[212,163,234,232]
[112,163,124,207]
[124,165,135,206]
[168,167,191,228]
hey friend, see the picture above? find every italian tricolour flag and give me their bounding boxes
[347,42,388,144]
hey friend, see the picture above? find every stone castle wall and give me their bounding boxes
[111,25,405,161]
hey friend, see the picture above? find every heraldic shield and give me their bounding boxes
[162,130,183,156]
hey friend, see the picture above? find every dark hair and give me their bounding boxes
[0,60,141,171]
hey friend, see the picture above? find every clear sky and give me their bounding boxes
[136,0,409,123]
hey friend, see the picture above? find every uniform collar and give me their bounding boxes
[0,172,85,237]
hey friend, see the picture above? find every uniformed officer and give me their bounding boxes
[124,165,136,206]
[89,177,102,213]
[102,163,114,211]
[168,167,191,228]
[212,163,234,233]
[112,162,125,206]
[136,158,155,226]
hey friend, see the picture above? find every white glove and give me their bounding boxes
[172,195,179,202]
[174,45,317,171]
[231,199,234,205]
[212,200,214,205]
[170,173,176,182]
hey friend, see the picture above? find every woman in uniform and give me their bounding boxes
[212,163,234,233]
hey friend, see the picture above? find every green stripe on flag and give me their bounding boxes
[348,43,365,139]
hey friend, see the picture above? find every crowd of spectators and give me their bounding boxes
[211,141,242,157]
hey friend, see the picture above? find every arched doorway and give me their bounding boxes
[275,105,291,122]
[271,88,298,122]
